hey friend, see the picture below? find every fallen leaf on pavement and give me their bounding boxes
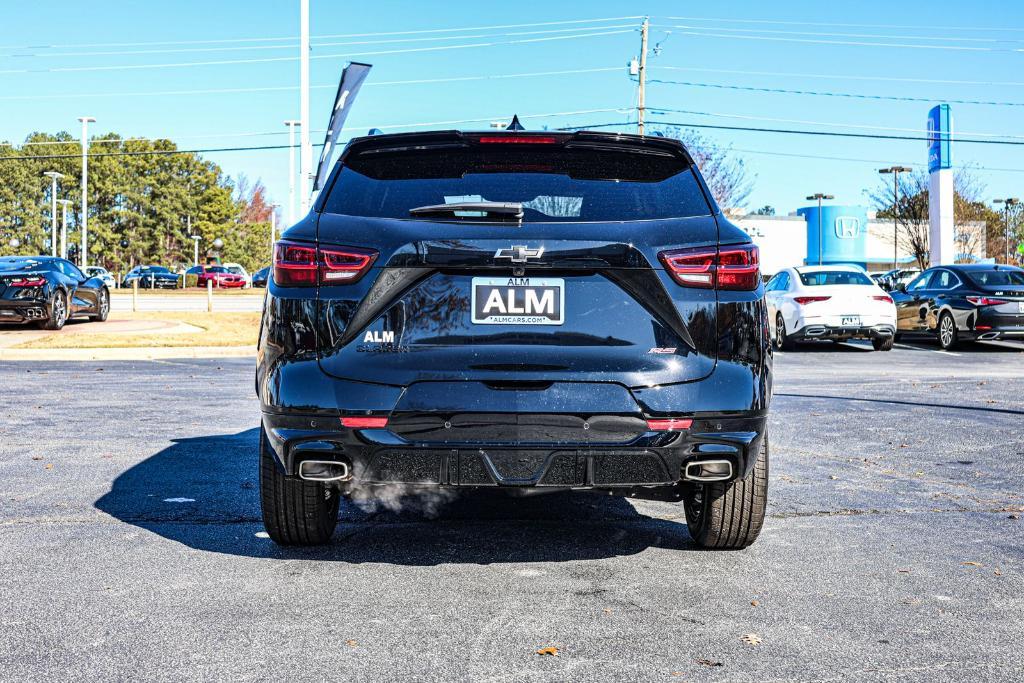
[602,608,612,614]
[31,456,42,461]
[897,568,911,573]
[740,633,762,646]
[828,475,838,480]
[44,464,53,470]
[961,561,982,567]
[536,646,559,656]
[750,600,760,607]
[994,568,1003,576]
[345,639,358,648]
[695,659,723,667]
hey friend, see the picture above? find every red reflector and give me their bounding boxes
[646,418,693,431]
[975,325,992,330]
[794,296,832,305]
[476,136,559,144]
[659,245,759,290]
[341,416,388,429]
[872,295,893,304]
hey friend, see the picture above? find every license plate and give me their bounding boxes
[471,277,564,325]
[841,315,861,326]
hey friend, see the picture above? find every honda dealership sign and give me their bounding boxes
[928,105,954,265]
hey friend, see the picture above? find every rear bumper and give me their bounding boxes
[257,357,770,490]
[793,323,894,341]
[0,300,50,323]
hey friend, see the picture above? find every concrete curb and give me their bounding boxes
[0,345,257,361]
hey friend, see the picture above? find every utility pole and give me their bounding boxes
[994,198,1020,264]
[284,120,301,225]
[190,235,202,267]
[299,0,312,215]
[57,199,72,260]
[879,166,913,271]
[78,116,96,269]
[43,171,63,257]
[806,193,834,266]
[637,17,649,136]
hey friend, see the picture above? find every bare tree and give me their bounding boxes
[869,168,991,268]
[652,125,752,209]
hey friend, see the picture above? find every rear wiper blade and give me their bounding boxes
[409,201,523,220]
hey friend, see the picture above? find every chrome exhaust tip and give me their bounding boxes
[977,332,999,340]
[683,459,733,483]
[805,327,825,337]
[298,459,351,482]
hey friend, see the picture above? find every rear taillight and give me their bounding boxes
[341,416,388,429]
[8,276,46,287]
[659,245,759,291]
[273,240,377,287]
[872,295,893,304]
[647,418,693,431]
[794,296,831,305]
[966,296,1008,306]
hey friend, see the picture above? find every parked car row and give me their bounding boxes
[767,263,1024,351]
[119,263,263,289]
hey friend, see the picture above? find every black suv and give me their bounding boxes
[256,130,772,549]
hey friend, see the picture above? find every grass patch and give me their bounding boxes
[16,311,261,349]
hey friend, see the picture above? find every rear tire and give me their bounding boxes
[683,435,768,549]
[774,314,796,351]
[40,290,68,330]
[938,311,959,351]
[259,427,340,546]
[88,288,110,322]
[872,336,894,351]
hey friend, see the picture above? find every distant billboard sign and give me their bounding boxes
[927,104,952,173]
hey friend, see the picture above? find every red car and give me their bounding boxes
[187,265,246,288]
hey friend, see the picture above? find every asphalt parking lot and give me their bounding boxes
[2,340,1022,682]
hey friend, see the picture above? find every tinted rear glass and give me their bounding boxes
[799,270,873,286]
[966,269,1024,286]
[322,146,711,221]
[0,258,51,272]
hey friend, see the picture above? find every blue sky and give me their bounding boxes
[2,0,1023,223]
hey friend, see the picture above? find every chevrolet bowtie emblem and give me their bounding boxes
[494,245,544,263]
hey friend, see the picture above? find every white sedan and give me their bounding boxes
[764,265,897,351]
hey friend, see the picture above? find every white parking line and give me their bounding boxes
[894,342,960,357]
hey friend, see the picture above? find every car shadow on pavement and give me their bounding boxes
[94,429,700,564]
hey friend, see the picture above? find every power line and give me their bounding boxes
[0,66,622,102]
[1,23,639,60]
[646,77,1024,108]
[657,23,1024,45]
[651,65,1024,89]
[661,15,1024,33]
[658,27,1024,53]
[0,16,643,51]
[0,29,633,75]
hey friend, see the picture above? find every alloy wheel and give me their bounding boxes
[53,294,66,326]
[775,315,786,350]
[940,316,954,348]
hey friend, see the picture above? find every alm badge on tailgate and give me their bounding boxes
[471,277,564,325]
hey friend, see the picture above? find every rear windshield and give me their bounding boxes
[0,258,50,272]
[140,266,171,274]
[322,146,711,221]
[799,270,873,286]
[966,269,1024,286]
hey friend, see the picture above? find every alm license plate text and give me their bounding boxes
[471,277,564,325]
[841,315,861,326]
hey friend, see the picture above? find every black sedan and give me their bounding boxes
[0,256,110,330]
[122,265,179,289]
[251,266,270,288]
[891,264,1024,349]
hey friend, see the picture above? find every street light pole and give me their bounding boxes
[43,171,64,257]
[284,120,300,226]
[269,203,280,265]
[994,198,1021,264]
[78,116,96,269]
[299,0,312,215]
[190,235,201,266]
[57,199,72,260]
[806,193,835,265]
[879,166,913,271]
